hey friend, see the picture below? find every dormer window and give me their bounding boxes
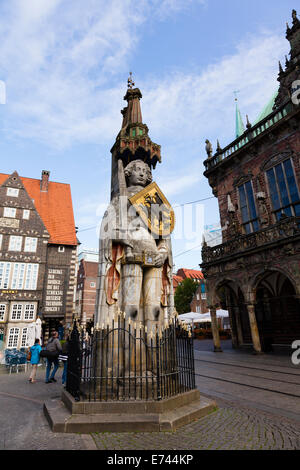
[7,188,19,197]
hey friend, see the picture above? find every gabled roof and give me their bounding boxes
[0,173,77,246]
[176,268,204,280]
[173,274,183,288]
[253,91,278,125]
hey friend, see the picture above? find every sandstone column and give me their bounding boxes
[233,306,244,346]
[246,303,263,354]
[227,306,238,348]
[210,307,222,352]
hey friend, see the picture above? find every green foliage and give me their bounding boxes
[174,278,199,314]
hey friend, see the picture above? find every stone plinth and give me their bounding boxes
[44,389,217,433]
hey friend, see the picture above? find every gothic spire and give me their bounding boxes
[235,96,245,138]
[110,74,161,193]
[121,72,143,128]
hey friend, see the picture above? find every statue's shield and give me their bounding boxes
[129,182,175,237]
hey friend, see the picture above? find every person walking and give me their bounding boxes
[28,338,42,383]
[45,330,62,384]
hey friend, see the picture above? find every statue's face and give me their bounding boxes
[128,162,149,187]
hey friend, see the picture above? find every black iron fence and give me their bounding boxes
[66,315,196,402]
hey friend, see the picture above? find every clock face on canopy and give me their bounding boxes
[129,182,175,237]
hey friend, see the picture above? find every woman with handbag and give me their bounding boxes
[28,339,42,383]
[43,330,62,384]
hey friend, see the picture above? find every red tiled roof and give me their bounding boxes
[172,275,183,288]
[176,268,204,280]
[0,173,77,246]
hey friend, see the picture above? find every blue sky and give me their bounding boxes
[0,0,297,271]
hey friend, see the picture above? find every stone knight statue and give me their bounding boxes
[95,78,175,336]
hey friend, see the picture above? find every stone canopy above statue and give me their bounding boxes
[110,84,161,172]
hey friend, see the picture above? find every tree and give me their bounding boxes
[174,278,199,314]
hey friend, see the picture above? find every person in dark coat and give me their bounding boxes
[45,330,62,383]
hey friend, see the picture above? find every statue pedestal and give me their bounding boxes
[44,389,217,433]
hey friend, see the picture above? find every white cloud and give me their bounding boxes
[0,0,287,155]
[0,0,209,149]
[0,0,288,201]
[141,33,287,150]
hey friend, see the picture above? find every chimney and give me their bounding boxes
[41,170,50,192]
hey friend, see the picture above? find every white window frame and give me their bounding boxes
[21,328,28,348]
[7,188,19,197]
[58,246,65,253]
[0,262,38,290]
[24,304,35,320]
[0,234,3,249]
[11,263,26,289]
[10,303,36,321]
[0,262,11,289]
[11,304,23,320]
[4,207,16,218]
[7,327,20,348]
[9,235,22,251]
[90,282,96,288]
[0,304,6,321]
[24,237,37,252]
[201,293,207,300]
[24,264,39,290]
[23,210,30,220]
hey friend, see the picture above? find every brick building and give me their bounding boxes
[76,250,98,327]
[0,170,77,349]
[190,283,208,314]
[201,10,300,353]
[173,268,207,313]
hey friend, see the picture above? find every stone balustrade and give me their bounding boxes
[202,216,300,264]
[204,102,294,172]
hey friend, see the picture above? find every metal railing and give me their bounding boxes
[66,315,195,402]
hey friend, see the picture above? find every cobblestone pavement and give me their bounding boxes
[0,365,93,450]
[91,397,300,450]
[1,347,300,451]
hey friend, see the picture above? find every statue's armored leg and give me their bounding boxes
[121,263,143,321]
[121,263,143,387]
[143,267,163,334]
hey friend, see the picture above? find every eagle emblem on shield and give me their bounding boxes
[129,182,175,237]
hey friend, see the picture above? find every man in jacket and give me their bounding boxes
[45,330,62,384]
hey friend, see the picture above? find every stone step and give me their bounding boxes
[44,395,217,433]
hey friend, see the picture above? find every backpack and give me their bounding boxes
[40,337,59,359]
